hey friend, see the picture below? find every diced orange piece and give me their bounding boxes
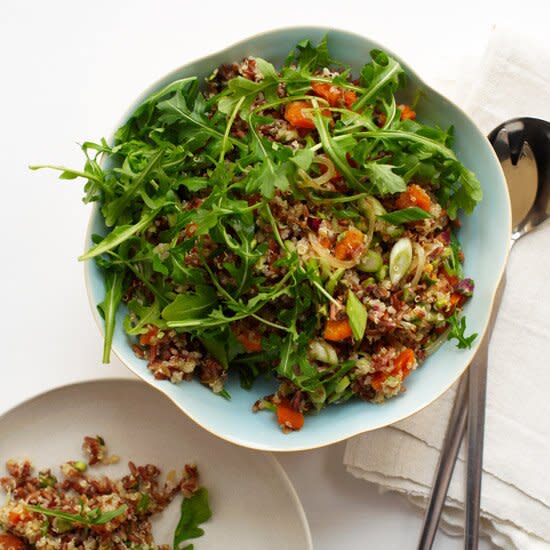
[284,101,313,129]
[276,399,305,431]
[395,184,431,212]
[444,273,460,288]
[400,105,416,121]
[371,372,385,392]
[140,325,159,346]
[324,318,353,341]
[319,237,332,249]
[0,534,25,550]
[450,292,465,310]
[311,82,357,109]
[392,348,415,378]
[285,99,333,129]
[239,333,262,353]
[334,228,365,260]
[8,511,23,525]
[311,82,342,107]
[232,324,262,353]
[344,90,357,108]
[371,348,416,392]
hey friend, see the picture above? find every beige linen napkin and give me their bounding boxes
[344,26,550,550]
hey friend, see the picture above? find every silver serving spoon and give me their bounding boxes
[418,117,550,550]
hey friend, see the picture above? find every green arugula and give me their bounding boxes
[80,208,160,261]
[355,49,404,110]
[378,207,432,224]
[97,269,126,363]
[218,57,279,117]
[246,129,290,199]
[173,488,212,550]
[447,313,478,349]
[26,503,128,527]
[102,149,165,226]
[444,229,465,278]
[285,36,330,73]
[161,287,218,322]
[364,162,407,195]
[311,100,363,191]
[123,300,163,336]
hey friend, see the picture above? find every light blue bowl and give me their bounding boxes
[84,27,511,451]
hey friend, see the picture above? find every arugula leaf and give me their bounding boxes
[29,164,104,185]
[445,164,483,219]
[123,299,164,336]
[176,177,209,192]
[282,36,355,97]
[217,58,279,117]
[363,162,407,195]
[199,331,230,370]
[217,218,266,296]
[290,147,314,171]
[26,503,128,526]
[276,335,296,381]
[254,57,279,81]
[285,36,330,72]
[135,77,198,115]
[355,49,404,110]
[173,488,212,550]
[158,91,224,139]
[338,110,378,132]
[247,131,290,199]
[102,148,165,227]
[97,269,125,363]
[253,156,290,199]
[447,313,477,349]
[346,291,367,341]
[80,209,160,261]
[311,101,363,191]
[444,229,464,278]
[161,287,218,322]
[378,207,431,224]
[30,160,108,205]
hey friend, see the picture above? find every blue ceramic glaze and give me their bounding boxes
[84,27,511,451]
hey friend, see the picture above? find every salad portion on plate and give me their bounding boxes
[0,435,210,549]
[34,37,481,432]
[0,379,312,548]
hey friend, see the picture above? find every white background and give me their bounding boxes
[2,2,549,548]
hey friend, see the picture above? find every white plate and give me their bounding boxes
[0,379,312,549]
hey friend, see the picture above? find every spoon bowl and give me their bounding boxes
[489,117,550,240]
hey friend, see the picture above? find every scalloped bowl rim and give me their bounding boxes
[83,26,511,452]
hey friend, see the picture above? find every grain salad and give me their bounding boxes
[34,37,481,432]
[0,436,211,549]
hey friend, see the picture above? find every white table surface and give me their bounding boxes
[2,2,548,548]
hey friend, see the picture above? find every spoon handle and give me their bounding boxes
[417,374,468,550]
[464,276,505,548]
[464,337,489,549]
